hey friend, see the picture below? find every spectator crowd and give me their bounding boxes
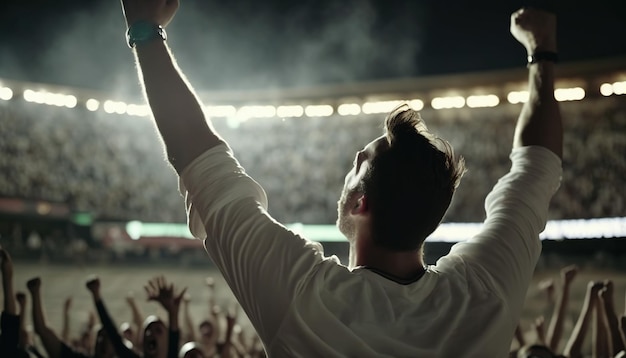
[0,96,624,225]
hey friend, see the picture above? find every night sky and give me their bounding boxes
[0,0,624,95]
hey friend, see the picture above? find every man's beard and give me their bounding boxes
[337,188,359,239]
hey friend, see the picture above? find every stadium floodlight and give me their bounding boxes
[126,104,151,117]
[431,96,465,110]
[237,105,276,119]
[63,95,77,108]
[600,83,613,96]
[126,104,141,116]
[0,87,13,101]
[466,94,500,108]
[408,99,424,111]
[23,89,36,102]
[43,92,59,106]
[554,87,585,102]
[33,91,46,104]
[362,100,403,114]
[86,99,100,111]
[506,90,529,104]
[337,103,361,116]
[304,104,334,117]
[103,100,115,113]
[114,101,127,114]
[613,81,626,95]
[276,105,304,118]
[103,100,127,114]
[205,105,237,118]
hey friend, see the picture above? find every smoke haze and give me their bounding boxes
[0,0,424,95]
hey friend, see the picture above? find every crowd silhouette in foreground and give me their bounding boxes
[2,247,625,357]
[1,247,265,358]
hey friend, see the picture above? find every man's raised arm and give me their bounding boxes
[441,7,563,327]
[511,7,563,158]
[120,0,222,173]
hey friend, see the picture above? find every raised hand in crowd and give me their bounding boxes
[546,265,578,352]
[126,291,145,348]
[1,247,20,357]
[144,275,186,358]
[62,296,73,343]
[28,276,96,358]
[16,291,29,350]
[87,276,140,358]
[181,292,196,344]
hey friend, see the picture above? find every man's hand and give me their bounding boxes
[86,276,101,297]
[510,7,556,54]
[0,247,13,278]
[27,277,41,293]
[64,297,73,312]
[16,292,26,307]
[562,265,578,285]
[126,291,136,306]
[145,275,187,313]
[120,0,180,28]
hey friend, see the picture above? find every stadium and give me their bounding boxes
[1,2,626,357]
[1,54,626,356]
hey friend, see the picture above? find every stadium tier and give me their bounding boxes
[0,58,625,246]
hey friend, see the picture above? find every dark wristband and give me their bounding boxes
[527,51,558,67]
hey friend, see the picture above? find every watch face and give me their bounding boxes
[133,23,156,41]
[128,21,165,47]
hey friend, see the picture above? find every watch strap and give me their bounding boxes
[126,21,167,49]
[527,51,559,67]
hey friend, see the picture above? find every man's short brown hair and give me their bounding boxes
[361,105,465,251]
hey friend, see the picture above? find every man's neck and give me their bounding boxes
[353,244,425,280]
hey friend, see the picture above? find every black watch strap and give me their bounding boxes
[527,51,559,67]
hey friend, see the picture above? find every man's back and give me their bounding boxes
[272,259,510,357]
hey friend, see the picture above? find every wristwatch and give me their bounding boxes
[126,21,167,48]
[527,51,558,67]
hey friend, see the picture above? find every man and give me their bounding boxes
[119,1,562,356]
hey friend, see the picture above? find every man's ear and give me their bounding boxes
[351,195,368,215]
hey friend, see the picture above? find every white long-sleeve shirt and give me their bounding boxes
[179,144,562,357]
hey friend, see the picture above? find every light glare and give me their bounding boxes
[600,83,613,96]
[554,87,585,102]
[613,81,626,95]
[63,95,77,108]
[466,94,499,108]
[362,100,403,114]
[431,96,465,109]
[304,104,334,117]
[276,105,304,118]
[86,99,100,111]
[103,100,127,114]
[408,99,424,111]
[205,105,237,118]
[237,105,276,119]
[507,91,529,104]
[337,103,361,116]
[0,87,13,100]
[126,104,151,116]
[23,89,36,102]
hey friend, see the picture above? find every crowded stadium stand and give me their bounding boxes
[1,56,625,357]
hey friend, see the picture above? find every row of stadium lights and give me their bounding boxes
[0,81,624,118]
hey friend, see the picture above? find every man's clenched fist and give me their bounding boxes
[510,7,557,54]
[120,0,180,28]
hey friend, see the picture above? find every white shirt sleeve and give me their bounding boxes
[442,145,562,321]
[178,143,327,346]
